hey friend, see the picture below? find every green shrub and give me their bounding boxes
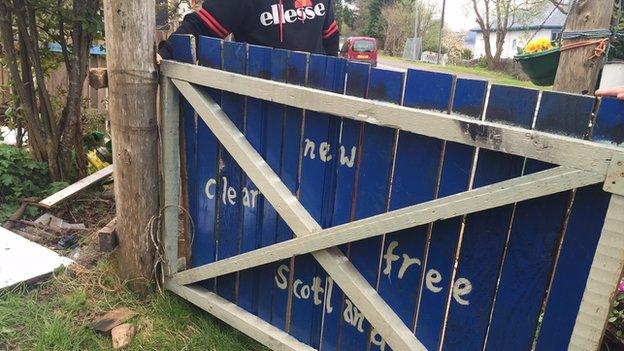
[0,145,68,222]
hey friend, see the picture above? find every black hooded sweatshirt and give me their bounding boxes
[158,0,340,59]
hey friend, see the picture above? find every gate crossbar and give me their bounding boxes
[161,61,624,177]
[173,165,603,286]
[172,79,426,351]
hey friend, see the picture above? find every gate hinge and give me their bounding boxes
[604,153,624,196]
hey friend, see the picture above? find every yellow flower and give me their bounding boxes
[524,38,553,54]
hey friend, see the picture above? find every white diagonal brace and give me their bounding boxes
[171,79,426,351]
[173,166,604,285]
[568,194,624,351]
[166,281,315,351]
[161,61,624,176]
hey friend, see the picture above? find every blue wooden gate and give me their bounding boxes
[160,34,624,351]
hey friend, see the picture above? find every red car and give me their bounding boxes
[340,37,378,67]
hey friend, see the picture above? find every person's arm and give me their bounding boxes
[595,86,624,100]
[322,0,340,56]
[158,0,251,60]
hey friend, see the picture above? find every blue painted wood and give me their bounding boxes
[250,48,290,326]
[320,61,370,351]
[414,78,486,351]
[289,54,347,349]
[192,36,222,292]
[535,98,616,351]
[442,85,539,351]
[214,41,247,303]
[593,97,624,145]
[485,92,595,351]
[265,48,292,330]
[373,70,454,349]
[337,67,403,351]
[238,44,272,315]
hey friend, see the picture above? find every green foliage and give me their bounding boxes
[364,0,395,40]
[610,293,624,325]
[422,19,446,53]
[0,145,68,222]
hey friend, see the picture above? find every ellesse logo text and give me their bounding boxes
[260,3,326,26]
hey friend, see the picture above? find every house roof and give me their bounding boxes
[470,3,567,33]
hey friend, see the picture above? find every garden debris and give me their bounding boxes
[39,165,114,208]
[111,323,136,349]
[35,213,87,231]
[2,197,41,230]
[90,308,137,334]
[0,226,72,289]
[56,235,79,250]
[98,218,118,252]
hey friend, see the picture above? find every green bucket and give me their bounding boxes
[514,47,561,86]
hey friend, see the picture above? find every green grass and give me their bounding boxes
[0,261,267,351]
[379,54,551,90]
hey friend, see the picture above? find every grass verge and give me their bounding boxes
[0,260,266,351]
[379,54,551,89]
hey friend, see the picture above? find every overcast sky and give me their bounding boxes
[435,0,475,32]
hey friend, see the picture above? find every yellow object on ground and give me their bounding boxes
[87,149,110,174]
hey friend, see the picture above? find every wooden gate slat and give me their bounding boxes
[536,98,623,350]
[169,35,198,268]
[416,78,487,350]
[338,67,404,351]
[442,85,539,350]
[375,70,453,340]
[290,54,346,348]
[239,44,272,316]
[320,61,371,351]
[193,36,222,289]
[485,91,595,351]
[215,41,247,303]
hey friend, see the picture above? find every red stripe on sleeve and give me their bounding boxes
[323,25,338,39]
[323,21,337,34]
[197,9,229,38]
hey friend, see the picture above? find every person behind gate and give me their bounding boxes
[157,0,340,63]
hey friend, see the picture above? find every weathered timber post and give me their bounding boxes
[103,0,158,292]
[553,0,614,94]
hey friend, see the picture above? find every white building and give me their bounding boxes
[470,4,567,59]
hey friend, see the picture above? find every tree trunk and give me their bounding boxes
[103,0,159,294]
[553,0,614,94]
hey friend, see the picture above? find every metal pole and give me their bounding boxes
[436,0,446,64]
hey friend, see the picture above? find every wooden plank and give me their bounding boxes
[279,50,307,332]
[239,44,272,318]
[165,281,315,351]
[568,195,624,350]
[161,61,623,175]
[374,69,453,347]
[320,61,371,351]
[442,85,538,350]
[337,67,403,351]
[161,75,181,276]
[289,54,346,347]
[191,36,222,289]
[215,41,247,303]
[39,165,113,208]
[172,166,603,286]
[261,47,290,330]
[485,91,596,350]
[171,78,426,351]
[535,97,619,350]
[415,78,486,350]
[169,34,199,277]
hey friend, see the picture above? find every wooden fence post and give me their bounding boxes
[553,0,614,94]
[103,0,159,293]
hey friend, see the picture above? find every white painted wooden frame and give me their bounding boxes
[159,60,624,351]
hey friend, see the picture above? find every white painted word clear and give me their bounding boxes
[204,177,261,208]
